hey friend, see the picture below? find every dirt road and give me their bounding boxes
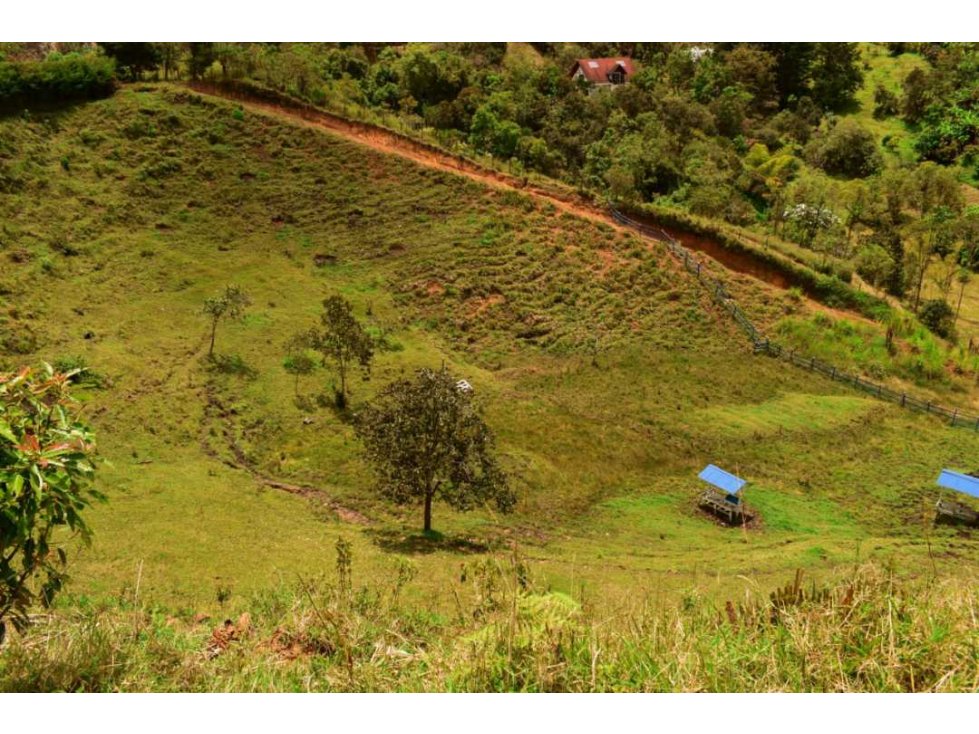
[185,82,874,323]
[188,82,618,228]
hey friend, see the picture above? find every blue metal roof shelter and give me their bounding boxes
[699,464,746,495]
[937,470,979,499]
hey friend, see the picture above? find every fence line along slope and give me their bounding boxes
[610,207,979,432]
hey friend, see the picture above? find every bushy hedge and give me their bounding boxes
[0,53,116,108]
[804,119,883,178]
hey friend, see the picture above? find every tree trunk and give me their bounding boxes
[423,492,433,533]
[209,319,218,357]
[913,262,927,313]
[957,281,967,323]
[337,353,347,399]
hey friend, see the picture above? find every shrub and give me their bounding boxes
[0,365,101,639]
[873,85,899,119]
[918,298,955,339]
[51,356,107,389]
[804,119,882,178]
[915,105,979,164]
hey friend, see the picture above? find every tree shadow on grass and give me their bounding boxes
[206,353,258,379]
[367,527,496,556]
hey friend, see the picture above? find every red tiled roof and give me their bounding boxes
[570,57,635,84]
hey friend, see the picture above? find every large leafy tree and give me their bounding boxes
[299,295,373,408]
[901,67,932,124]
[723,44,778,112]
[157,42,184,81]
[804,119,882,178]
[810,43,864,112]
[356,366,514,533]
[97,43,161,81]
[759,42,815,107]
[187,42,216,81]
[0,365,100,641]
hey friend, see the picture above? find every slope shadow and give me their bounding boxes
[0,97,107,120]
[367,528,495,556]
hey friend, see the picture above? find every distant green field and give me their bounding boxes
[851,43,929,165]
[1,85,977,623]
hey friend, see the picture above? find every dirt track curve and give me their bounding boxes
[185,83,838,303]
[186,82,625,229]
[184,83,863,321]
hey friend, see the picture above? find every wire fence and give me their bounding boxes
[610,207,979,432]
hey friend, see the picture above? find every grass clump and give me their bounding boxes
[774,312,959,385]
[2,552,977,692]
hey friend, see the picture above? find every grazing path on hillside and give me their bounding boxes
[199,382,371,525]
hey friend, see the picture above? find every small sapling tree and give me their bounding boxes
[202,285,250,358]
[355,366,515,533]
[300,295,373,409]
[0,365,101,641]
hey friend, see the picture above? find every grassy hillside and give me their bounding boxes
[851,43,929,165]
[1,84,978,664]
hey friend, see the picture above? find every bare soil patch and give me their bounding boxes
[467,292,505,317]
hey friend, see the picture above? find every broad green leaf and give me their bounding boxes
[0,420,16,444]
[9,474,24,498]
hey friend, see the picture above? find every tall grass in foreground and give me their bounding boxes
[2,543,977,692]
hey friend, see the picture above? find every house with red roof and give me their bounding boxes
[569,57,635,89]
